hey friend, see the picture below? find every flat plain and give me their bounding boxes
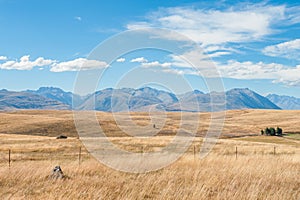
[0,110,299,199]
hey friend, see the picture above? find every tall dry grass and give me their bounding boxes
[0,110,299,199]
[0,154,299,199]
[0,134,299,199]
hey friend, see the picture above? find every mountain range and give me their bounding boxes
[0,86,298,111]
[266,94,300,110]
[0,89,69,110]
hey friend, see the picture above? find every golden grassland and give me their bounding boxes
[0,110,299,199]
[1,109,300,137]
[0,133,299,199]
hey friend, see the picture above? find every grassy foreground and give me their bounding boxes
[0,133,299,199]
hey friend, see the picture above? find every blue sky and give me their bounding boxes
[0,0,300,97]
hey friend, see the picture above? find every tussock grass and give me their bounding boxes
[0,154,299,199]
[0,134,299,199]
[0,110,299,199]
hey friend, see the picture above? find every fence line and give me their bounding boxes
[8,149,11,168]
[78,147,81,166]
[0,145,298,168]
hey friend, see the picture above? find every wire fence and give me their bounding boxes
[0,146,89,167]
[0,144,299,168]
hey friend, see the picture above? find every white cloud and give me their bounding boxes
[218,60,285,79]
[170,49,217,71]
[127,4,289,47]
[263,39,300,60]
[274,65,300,86]
[0,56,7,61]
[161,68,199,76]
[141,61,171,68]
[75,16,82,21]
[0,56,109,72]
[138,49,221,77]
[130,57,148,63]
[0,55,54,70]
[208,51,231,58]
[50,58,108,72]
[125,3,300,87]
[216,60,300,87]
[286,6,300,24]
[159,55,300,87]
[116,58,126,63]
[204,45,239,54]
[161,68,185,75]
[170,49,205,68]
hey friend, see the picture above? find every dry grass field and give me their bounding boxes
[1,109,300,137]
[0,110,299,199]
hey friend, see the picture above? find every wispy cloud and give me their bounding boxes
[274,65,300,86]
[50,58,108,72]
[0,55,54,70]
[263,39,300,60]
[133,45,300,86]
[141,61,171,68]
[163,59,300,87]
[134,49,220,77]
[116,58,126,63]
[130,57,148,63]
[218,60,300,87]
[124,2,300,87]
[0,56,7,61]
[127,4,300,55]
[218,60,285,80]
[169,48,216,71]
[128,6,278,45]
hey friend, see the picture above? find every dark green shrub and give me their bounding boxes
[262,127,283,136]
[276,127,283,136]
[270,127,276,136]
[265,128,271,136]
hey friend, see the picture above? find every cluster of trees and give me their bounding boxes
[261,127,283,136]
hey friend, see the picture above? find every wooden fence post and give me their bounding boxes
[78,147,81,166]
[235,146,238,159]
[193,145,196,161]
[8,149,11,168]
[274,146,276,155]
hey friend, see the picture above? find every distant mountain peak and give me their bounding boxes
[225,88,280,110]
[227,88,252,93]
[138,86,154,90]
[137,87,169,93]
[37,86,65,92]
[193,89,204,94]
[26,87,77,108]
